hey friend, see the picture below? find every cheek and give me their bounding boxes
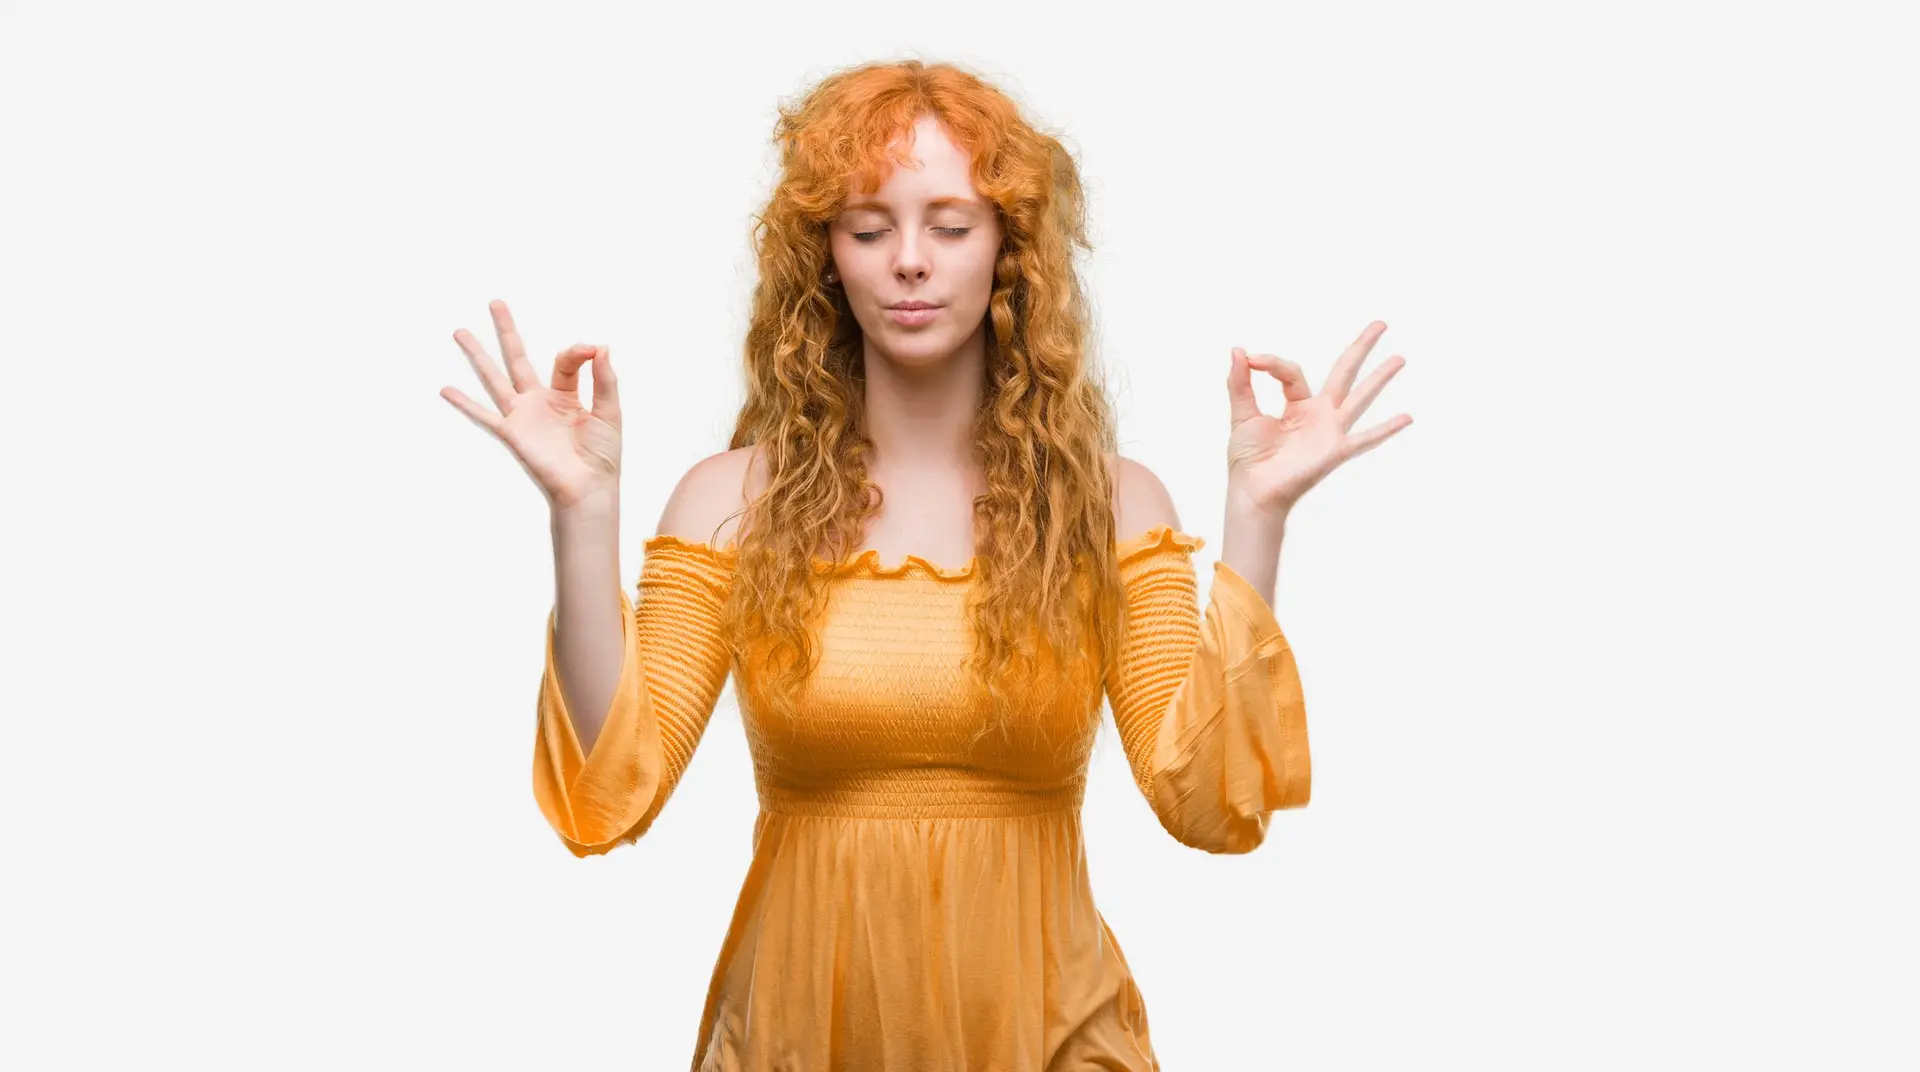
[829,235,872,280]
[838,260,881,300]
[961,253,1000,310]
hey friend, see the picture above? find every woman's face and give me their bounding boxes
[827,115,1003,369]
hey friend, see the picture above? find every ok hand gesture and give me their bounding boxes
[1225,320,1413,513]
[440,300,623,512]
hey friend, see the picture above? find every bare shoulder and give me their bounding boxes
[654,444,766,549]
[1109,453,1181,540]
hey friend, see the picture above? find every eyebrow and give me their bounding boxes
[841,196,986,213]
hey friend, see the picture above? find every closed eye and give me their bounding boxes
[851,227,973,242]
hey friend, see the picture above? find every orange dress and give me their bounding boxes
[533,525,1311,1071]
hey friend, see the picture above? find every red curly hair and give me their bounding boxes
[718,58,1130,760]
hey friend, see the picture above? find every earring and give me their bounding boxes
[823,270,839,284]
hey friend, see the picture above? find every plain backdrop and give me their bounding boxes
[4,1,1915,1068]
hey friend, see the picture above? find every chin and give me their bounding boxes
[873,337,952,366]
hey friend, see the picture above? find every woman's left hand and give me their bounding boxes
[1225,320,1413,513]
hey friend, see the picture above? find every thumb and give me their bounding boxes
[589,347,621,426]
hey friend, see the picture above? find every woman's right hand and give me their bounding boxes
[441,300,622,512]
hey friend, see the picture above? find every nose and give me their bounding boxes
[892,229,930,284]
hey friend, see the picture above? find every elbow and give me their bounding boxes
[540,799,660,858]
[531,743,665,858]
[1157,807,1271,855]
[1149,766,1311,855]
[554,824,647,859]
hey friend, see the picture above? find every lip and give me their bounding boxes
[886,304,943,326]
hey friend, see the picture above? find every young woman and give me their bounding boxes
[442,58,1409,1072]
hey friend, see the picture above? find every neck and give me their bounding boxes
[859,321,988,474]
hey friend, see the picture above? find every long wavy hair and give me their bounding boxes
[717,59,1128,759]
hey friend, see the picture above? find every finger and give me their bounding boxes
[1243,352,1312,403]
[589,346,622,426]
[1338,354,1407,430]
[550,344,597,397]
[440,386,505,437]
[1323,320,1387,405]
[452,327,515,413]
[490,300,542,394]
[1226,347,1262,425]
[1341,413,1413,461]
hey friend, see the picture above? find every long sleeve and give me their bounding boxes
[532,537,735,858]
[1104,526,1311,854]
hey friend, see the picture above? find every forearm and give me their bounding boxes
[1218,482,1289,609]
[550,490,625,754]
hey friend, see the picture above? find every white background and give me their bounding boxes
[5,1,1915,1068]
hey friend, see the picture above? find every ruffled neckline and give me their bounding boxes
[642,524,1205,582]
